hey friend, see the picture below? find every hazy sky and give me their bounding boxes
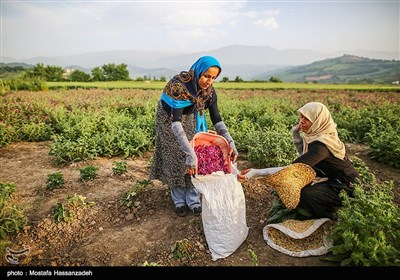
[1,0,399,60]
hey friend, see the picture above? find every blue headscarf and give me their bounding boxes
[190,56,221,82]
[161,56,221,132]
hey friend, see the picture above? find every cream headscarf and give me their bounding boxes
[297,102,346,160]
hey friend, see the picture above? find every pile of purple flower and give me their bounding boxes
[194,144,228,175]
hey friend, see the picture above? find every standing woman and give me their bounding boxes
[150,56,238,217]
[239,102,359,220]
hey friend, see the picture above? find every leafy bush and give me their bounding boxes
[53,193,94,223]
[0,125,11,148]
[120,180,151,208]
[172,239,194,261]
[365,117,400,168]
[46,172,64,190]
[49,109,154,164]
[334,106,365,143]
[3,78,48,92]
[21,122,53,142]
[79,165,98,181]
[246,125,297,168]
[112,161,128,175]
[349,156,376,185]
[327,182,400,266]
[0,182,28,240]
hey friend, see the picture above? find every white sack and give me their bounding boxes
[192,171,249,261]
[263,218,333,257]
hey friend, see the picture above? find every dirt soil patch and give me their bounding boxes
[0,142,399,268]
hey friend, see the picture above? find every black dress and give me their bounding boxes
[293,141,359,219]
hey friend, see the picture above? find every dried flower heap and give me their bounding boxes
[194,144,228,175]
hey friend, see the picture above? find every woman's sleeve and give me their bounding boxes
[171,108,184,122]
[293,141,330,166]
[208,92,223,125]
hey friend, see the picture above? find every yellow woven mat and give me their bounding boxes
[261,163,316,209]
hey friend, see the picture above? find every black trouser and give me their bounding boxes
[298,179,352,220]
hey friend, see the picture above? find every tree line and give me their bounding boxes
[24,63,131,82]
[1,63,282,83]
[1,62,170,82]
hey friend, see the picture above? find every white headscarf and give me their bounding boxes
[297,102,346,160]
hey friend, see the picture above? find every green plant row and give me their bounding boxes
[1,89,399,167]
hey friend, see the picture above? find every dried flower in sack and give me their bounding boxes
[194,144,228,175]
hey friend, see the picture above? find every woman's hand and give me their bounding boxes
[231,152,238,163]
[187,167,197,177]
[237,168,252,181]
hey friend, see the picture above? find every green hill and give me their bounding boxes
[272,54,400,84]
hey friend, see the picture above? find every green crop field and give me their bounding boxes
[1,86,399,266]
[1,87,399,168]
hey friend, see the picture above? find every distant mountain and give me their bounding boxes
[151,45,330,68]
[2,47,399,83]
[2,45,398,81]
[260,54,400,84]
[23,50,182,69]
[0,56,19,63]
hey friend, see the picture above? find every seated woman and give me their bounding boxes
[239,101,359,220]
